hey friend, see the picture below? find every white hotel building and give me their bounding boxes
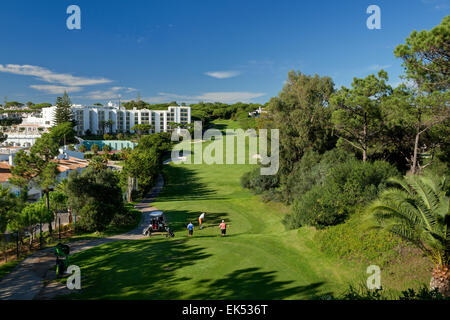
[42,102,191,135]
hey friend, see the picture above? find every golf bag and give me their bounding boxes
[143,225,152,236]
[165,227,175,238]
[54,243,70,276]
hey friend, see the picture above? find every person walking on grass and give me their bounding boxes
[219,220,227,237]
[199,212,205,230]
[187,221,194,237]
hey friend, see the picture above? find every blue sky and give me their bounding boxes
[0,0,448,105]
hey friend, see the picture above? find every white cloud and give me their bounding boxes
[205,71,241,79]
[390,79,416,89]
[434,4,450,10]
[84,86,137,100]
[0,64,112,86]
[146,91,266,104]
[30,85,83,94]
[111,86,137,93]
[421,0,450,9]
[368,64,392,71]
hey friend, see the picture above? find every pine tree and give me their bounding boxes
[54,91,74,125]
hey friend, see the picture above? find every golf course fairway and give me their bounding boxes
[61,120,364,300]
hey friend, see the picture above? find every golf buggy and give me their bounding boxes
[142,211,174,238]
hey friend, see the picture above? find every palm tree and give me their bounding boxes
[99,120,107,135]
[91,143,99,154]
[89,155,108,172]
[107,119,114,134]
[367,173,449,296]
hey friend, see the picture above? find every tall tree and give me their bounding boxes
[330,70,392,162]
[31,134,59,236]
[49,122,76,146]
[385,85,449,173]
[98,120,107,135]
[0,185,18,260]
[394,15,450,92]
[11,133,60,237]
[132,124,153,139]
[0,186,17,236]
[54,92,74,126]
[9,151,41,202]
[268,71,336,174]
[107,119,114,134]
[393,16,450,173]
[19,203,41,249]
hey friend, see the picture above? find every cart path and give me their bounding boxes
[0,175,164,300]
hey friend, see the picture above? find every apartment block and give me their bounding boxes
[42,102,191,135]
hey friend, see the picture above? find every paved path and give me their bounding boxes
[0,175,164,300]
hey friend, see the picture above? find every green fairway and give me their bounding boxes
[61,120,364,300]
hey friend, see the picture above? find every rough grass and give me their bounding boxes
[314,204,432,293]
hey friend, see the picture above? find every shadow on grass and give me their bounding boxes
[156,166,227,202]
[189,267,328,300]
[211,123,227,132]
[57,239,212,300]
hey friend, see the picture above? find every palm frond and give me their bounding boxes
[368,172,449,265]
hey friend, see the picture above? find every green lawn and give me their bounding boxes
[60,120,364,300]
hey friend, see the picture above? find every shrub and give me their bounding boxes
[241,166,280,194]
[261,189,282,203]
[78,144,87,153]
[284,159,399,229]
[325,284,448,300]
[282,149,355,204]
[66,167,125,232]
[313,211,403,266]
[110,204,141,227]
[91,143,99,154]
[84,153,94,160]
[77,203,113,232]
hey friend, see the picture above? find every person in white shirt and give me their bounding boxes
[199,212,205,229]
